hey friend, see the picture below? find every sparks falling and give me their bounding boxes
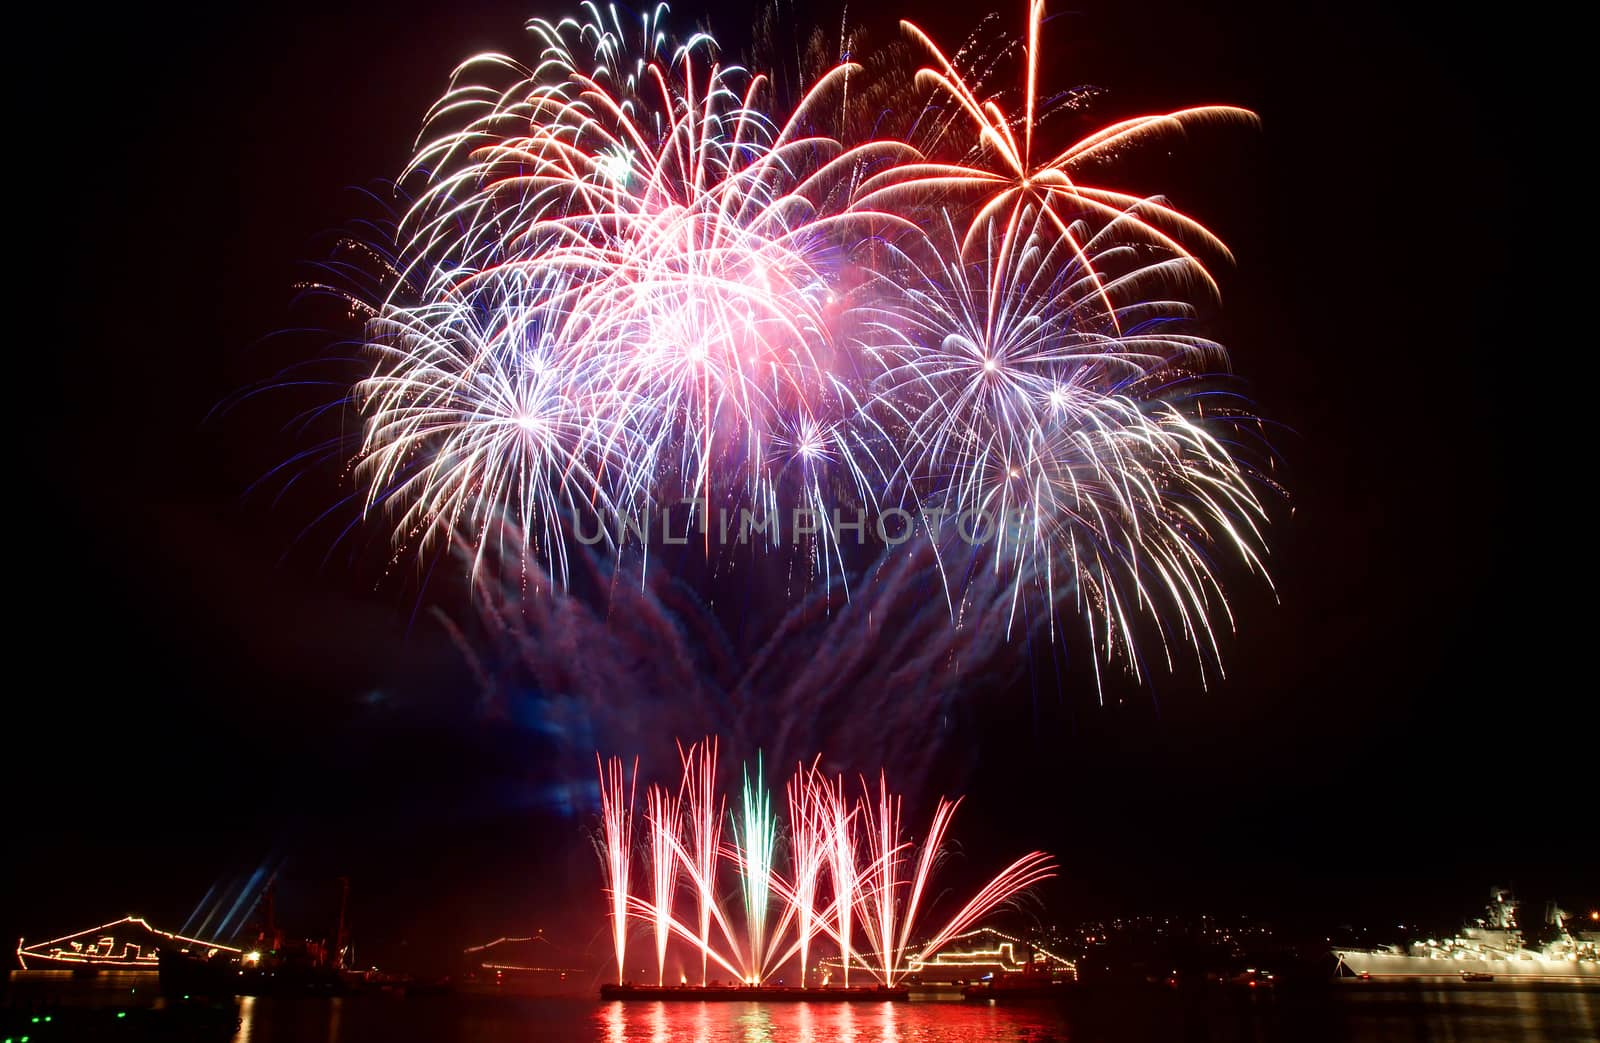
[317,0,1276,685]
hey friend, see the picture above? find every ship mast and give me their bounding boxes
[334,877,350,971]
[257,879,283,952]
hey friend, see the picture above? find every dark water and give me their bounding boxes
[7,973,1598,1042]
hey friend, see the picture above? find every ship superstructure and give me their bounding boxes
[905,927,1076,985]
[1334,888,1598,983]
[16,916,239,970]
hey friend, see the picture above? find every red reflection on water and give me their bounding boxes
[596,999,1057,1043]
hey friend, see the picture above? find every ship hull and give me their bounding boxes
[963,981,1074,1001]
[1335,950,1600,984]
[14,951,160,973]
[159,949,347,997]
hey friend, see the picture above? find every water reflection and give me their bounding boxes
[828,1003,857,1043]
[733,1002,775,1042]
[592,998,943,1043]
[234,992,346,1043]
[877,1000,900,1043]
[236,995,256,1043]
[602,999,625,1043]
[1341,986,1600,1043]
[793,1000,813,1041]
[325,995,343,1043]
[14,976,1592,1043]
[579,985,1600,1043]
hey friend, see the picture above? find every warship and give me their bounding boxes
[15,916,238,971]
[1334,888,1599,984]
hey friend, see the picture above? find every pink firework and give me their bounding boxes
[678,738,726,985]
[823,774,860,987]
[325,0,1276,690]
[595,754,636,985]
[784,764,828,985]
[645,783,683,986]
[593,740,1054,988]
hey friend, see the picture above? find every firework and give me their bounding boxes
[595,754,635,986]
[783,762,827,986]
[678,739,724,985]
[309,0,1275,685]
[593,740,1054,987]
[645,782,682,986]
[823,775,859,988]
[734,754,778,981]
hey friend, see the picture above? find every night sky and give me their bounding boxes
[17,0,1582,974]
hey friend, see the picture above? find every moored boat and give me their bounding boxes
[16,916,239,972]
[1333,888,1599,985]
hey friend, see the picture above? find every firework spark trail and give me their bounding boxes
[874,0,1253,286]
[381,14,913,555]
[798,778,1055,986]
[823,773,859,987]
[621,890,746,981]
[308,0,1277,689]
[645,783,683,985]
[595,754,636,986]
[863,202,1274,688]
[784,762,827,985]
[904,849,1058,968]
[890,792,960,985]
[846,774,972,986]
[591,745,1056,986]
[857,773,906,986]
[734,754,778,980]
[679,738,725,985]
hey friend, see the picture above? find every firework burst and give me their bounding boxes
[310,0,1276,683]
[599,741,1055,987]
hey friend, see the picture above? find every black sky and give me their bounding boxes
[16,0,1584,972]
